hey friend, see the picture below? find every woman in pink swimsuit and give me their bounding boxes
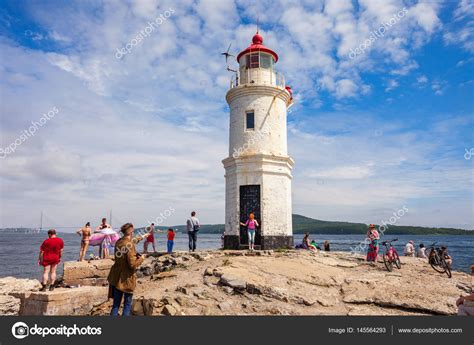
[240,213,259,251]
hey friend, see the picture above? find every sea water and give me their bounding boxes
[0,232,472,279]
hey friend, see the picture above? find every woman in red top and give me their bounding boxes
[38,229,64,291]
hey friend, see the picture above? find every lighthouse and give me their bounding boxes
[222,31,295,250]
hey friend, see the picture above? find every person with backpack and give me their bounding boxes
[186,211,200,252]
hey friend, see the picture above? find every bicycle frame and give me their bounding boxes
[383,241,398,260]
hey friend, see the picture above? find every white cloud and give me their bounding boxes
[335,79,358,98]
[417,75,428,84]
[443,0,474,52]
[385,79,399,92]
[0,1,471,231]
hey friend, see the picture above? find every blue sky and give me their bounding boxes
[0,0,473,230]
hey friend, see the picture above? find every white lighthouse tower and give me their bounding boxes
[222,31,295,250]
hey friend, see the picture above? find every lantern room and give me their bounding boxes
[233,31,283,87]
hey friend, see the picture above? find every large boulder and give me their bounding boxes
[17,286,108,315]
[63,259,114,286]
[219,274,246,291]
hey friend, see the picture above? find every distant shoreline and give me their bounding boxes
[1,213,472,236]
[1,229,473,236]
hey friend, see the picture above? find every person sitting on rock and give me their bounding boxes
[457,265,474,316]
[404,240,415,257]
[417,243,427,259]
[302,233,317,251]
[107,223,144,316]
[324,240,330,251]
[310,240,321,250]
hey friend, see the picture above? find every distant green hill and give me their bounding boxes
[290,214,473,235]
[3,215,471,235]
[139,214,473,235]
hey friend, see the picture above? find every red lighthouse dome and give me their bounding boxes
[237,31,279,64]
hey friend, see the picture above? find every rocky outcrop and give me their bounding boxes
[127,250,471,316]
[2,250,472,316]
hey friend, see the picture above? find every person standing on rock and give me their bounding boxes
[107,223,144,316]
[187,211,200,252]
[76,222,91,261]
[38,229,64,292]
[96,218,112,259]
[143,223,156,254]
[167,228,176,253]
[366,224,379,264]
[240,213,259,251]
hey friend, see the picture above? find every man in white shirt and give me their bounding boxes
[186,211,200,252]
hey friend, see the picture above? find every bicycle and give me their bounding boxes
[380,239,401,272]
[427,243,452,278]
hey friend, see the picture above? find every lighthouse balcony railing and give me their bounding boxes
[230,68,285,89]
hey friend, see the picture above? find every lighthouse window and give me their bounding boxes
[245,53,260,68]
[260,54,272,69]
[246,111,255,130]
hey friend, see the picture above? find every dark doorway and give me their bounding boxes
[239,185,261,246]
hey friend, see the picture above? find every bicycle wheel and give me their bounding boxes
[394,252,401,269]
[430,254,446,274]
[383,253,393,272]
[441,258,452,278]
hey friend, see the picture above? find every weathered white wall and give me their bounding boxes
[227,86,290,158]
[223,77,294,241]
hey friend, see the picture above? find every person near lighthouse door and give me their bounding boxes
[240,213,259,251]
